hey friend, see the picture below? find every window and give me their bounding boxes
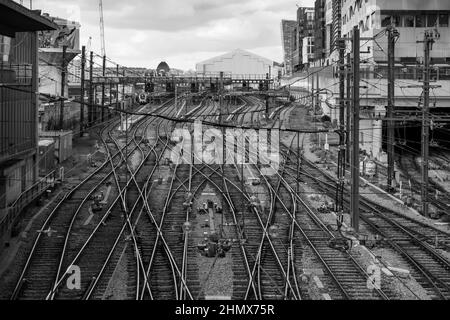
[439,13,449,27]
[403,15,414,27]
[392,15,401,27]
[381,14,392,27]
[415,14,425,27]
[427,14,437,27]
[0,35,11,63]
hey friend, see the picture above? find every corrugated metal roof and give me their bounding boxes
[197,49,275,66]
[0,0,57,37]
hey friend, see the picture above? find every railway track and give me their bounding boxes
[5,91,450,301]
[276,142,391,300]
[281,144,450,299]
[234,137,389,299]
[139,97,221,299]
[9,101,175,300]
[9,118,131,300]
[396,151,450,214]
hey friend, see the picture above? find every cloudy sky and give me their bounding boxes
[28,0,314,70]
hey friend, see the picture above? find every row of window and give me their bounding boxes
[375,65,450,80]
[344,12,376,31]
[332,64,450,81]
[381,13,449,28]
[342,0,370,24]
[343,12,449,38]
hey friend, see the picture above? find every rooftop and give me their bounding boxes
[0,0,57,37]
[197,48,277,66]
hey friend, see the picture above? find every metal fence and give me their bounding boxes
[0,171,57,239]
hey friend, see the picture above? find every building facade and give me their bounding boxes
[332,0,450,158]
[281,20,297,75]
[0,0,56,250]
[195,49,276,78]
[38,14,81,131]
[284,0,450,161]
[295,7,315,70]
[314,0,327,63]
[341,0,450,66]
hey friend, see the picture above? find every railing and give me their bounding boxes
[0,171,57,238]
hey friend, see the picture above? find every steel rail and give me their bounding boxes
[47,106,159,299]
[282,145,450,299]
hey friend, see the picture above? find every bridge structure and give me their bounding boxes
[89,74,274,86]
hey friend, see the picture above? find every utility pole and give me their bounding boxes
[297,132,300,199]
[109,79,113,120]
[59,45,67,129]
[316,70,320,111]
[122,67,125,106]
[420,29,439,218]
[387,25,398,191]
[311,72,315,114]
[350,26,360,233]
[80,45,86,135]
[241,132,245,239]
[116,64,120,117]
[88,51,94,126]
[346,53,351,168]
[337,39,346,213]
[175,81,178,114]
[219,71,224,124]
[265,73,270,117]
[101,55,106,122]
[338,39,346,137]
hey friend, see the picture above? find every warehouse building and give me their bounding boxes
[195,49,278,79]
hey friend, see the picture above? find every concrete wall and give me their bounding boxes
[39,64,66,97]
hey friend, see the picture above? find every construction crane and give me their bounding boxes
[99,0,106,57]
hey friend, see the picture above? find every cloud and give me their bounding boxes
[30,0,313,70]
